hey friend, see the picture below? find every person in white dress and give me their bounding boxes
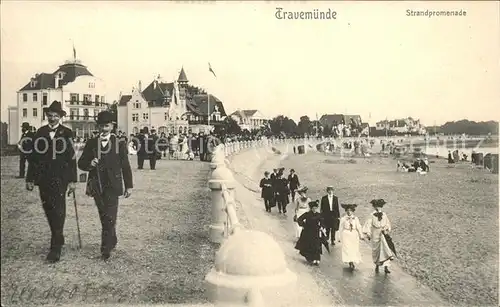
[293,186,311,239]
[338,204,364,270]
[362,199,395,274]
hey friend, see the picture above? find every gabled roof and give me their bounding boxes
[230,109,258,118]
[187,94,227,116]
[178,67,188,83]
[18,61,93,91]
[141,80,174,107]
[344,115,363,126]
[118,95,132,106]
[319,114,345,126]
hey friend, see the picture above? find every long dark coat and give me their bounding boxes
[275,177,290,205]
[77,135,133,197]
[295,211,324,261]
[287,173,300,191]
[259,177,273,200]
[320,194,340,230]
[26,124,77,186]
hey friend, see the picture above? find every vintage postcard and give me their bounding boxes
[1,1,498,307]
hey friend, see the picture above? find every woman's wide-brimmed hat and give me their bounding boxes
[96,111,116,125]
[341,203,358,211]
[296,186,308,193]
[308,200,319,208]
[370,199,386,207]
[43,100,66,116]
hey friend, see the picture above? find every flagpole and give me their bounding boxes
[207,90,210,129]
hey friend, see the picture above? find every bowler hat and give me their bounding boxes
[43,100,66,116]
[96,111,115,125]
[21,122,30,129]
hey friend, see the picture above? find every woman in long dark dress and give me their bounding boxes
[295,200,324,265]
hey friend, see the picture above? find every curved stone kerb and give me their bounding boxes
[214,230,288,276]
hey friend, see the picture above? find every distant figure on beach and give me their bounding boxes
[448,151,454,164]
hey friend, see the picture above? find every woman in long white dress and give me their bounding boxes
[362,199,395,274]
[338,204,364,270]
[293,186,310,239]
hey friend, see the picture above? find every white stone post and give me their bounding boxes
[205,230,297,306]
[208,147,235,243]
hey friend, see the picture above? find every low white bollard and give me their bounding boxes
[205,229,297,306]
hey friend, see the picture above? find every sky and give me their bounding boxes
[1,1,499,126]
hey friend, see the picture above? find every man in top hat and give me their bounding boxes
[320,185,341,245]
[17,122,35,178]
[25,101,77,263]
[78,110,133,260]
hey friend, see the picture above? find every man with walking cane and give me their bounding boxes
[78,111,133,260]
[25,101,77,263]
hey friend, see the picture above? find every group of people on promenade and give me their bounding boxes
[260,170,396,273]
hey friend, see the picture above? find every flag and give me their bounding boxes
[73,44,76,60]
[208,62,217,78]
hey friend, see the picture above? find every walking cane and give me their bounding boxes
[71,190,82,249]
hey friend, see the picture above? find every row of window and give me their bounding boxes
[22,93,106,105]
[22,108,38,118]
[130,112,221,123]
[70,93,105,104]
[22,93,48,105]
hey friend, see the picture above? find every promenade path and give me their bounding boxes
[229,144,450,307]
[1,156,216,306]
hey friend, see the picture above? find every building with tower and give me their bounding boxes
[117,67,227,136]
[8,53,108,144]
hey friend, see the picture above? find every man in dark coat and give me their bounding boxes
[25,101,77,263]
[78,111,133,260]
[287,169,300,202]
[147,128,159,169]
[320,185,340,245]
[259,171,274,212]
[18,122,35,178]
[136,128,148,169]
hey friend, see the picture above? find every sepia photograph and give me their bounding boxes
[1,1,498,306]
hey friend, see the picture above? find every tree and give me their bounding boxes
[217,116,242,135]
[269,115,298,136]
[108,101,118,122]
[297,116,313,136]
